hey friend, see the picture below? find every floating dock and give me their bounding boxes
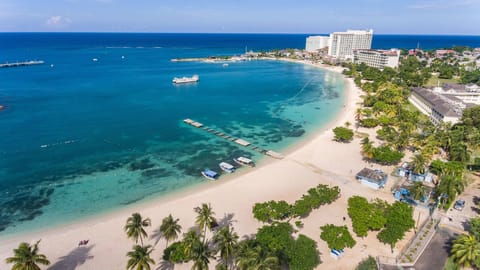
[183,118,284,159]
[0,60,45,68]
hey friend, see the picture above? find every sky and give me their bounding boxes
[0,0,479,34]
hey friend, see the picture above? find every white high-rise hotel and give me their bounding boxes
[328,29,373,59]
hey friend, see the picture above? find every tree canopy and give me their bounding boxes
[320,224,356,250]
[333,126,354,142]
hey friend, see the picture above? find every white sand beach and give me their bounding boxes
[0,64,419,270]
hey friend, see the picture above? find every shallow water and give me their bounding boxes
[0,33,346,235]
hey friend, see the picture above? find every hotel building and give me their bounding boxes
[327,29,373,60]
[409,87,466,125]
[305,36,330,52]
[353,49,400,69]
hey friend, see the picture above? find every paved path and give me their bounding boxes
[414,228,457,270]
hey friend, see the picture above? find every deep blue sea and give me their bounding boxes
[0,33,478,236]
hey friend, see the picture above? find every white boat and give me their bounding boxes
[172,75,199,84]
[92,58,98,62]
[233,157,255,167]
[219,162,235,173]
[222,63,229,67]
[201,169,219,180]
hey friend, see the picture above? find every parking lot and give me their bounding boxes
[440,179,480,232]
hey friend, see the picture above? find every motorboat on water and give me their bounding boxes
[233,157,255,167]
[219,162,235,173]
[201,169,219,180]
[172,75,199,84]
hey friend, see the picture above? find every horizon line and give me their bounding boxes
[0,31,479,36]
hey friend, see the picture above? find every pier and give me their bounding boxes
[0,60,45,68]
[183,118,284,159]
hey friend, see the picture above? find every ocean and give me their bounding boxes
[0,33,478,236]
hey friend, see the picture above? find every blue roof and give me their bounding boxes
[204,169,218,178]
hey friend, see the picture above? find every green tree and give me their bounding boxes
[409,182,426,201]
[333,126,354,142]
[159,214,182,248]
[437,175,465,205]
[451,234,480,268]
[124,213,151,246]
[195,203,217,243]
[190,240,212,270]
[356,256,377,270]
[461,105,480,129]
[253,200,292,223]
[377,202,415,252]
[285,234,321,270]
[5,241,50,270]
[347,196,386,237]
[256,222,294,255]
[235,240,279,270]
[126,245,155,270]
[212,225,239,270]
[371,146,404,165]
[410,154,427,174]
[162,241,189,263]
[183,229,202,258]
[361,137,374,160]
[320,224,356,250]
[469,217,480,241]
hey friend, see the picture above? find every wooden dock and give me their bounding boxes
[183,118,284,159]
[0,60,45,68]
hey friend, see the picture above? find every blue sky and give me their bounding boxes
[0,0,479,34]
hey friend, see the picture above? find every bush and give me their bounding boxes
[253,200,293,223]
[320,224,356,250]
[371,146,404,165]
[356,256,378,270]
[347,196,387,237]
[286,234,321,270]
[333,126,354,142]
[163,241,189,263]
[360,118,379,128]
[292,185,340,218]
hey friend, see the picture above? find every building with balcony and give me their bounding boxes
[327,29,373,60]
[353,49,400,69]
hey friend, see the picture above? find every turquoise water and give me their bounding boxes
[0,34,346,236]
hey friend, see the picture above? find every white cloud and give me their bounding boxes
[46,15,71,28]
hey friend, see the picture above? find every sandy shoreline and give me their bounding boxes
[0,61,415,270]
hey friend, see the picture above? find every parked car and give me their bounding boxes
[454,199,465,211]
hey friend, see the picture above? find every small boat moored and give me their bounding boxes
[172,75,199,84]
[219,162,235,173]
[233,157,255,167]
[202,169,219,180]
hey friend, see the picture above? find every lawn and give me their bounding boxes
[425,75,459,87]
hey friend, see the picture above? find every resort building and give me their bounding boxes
[409,87,467,125]
[436,49,456,57]
[305,35,330,52]
[355,168,387,190]
[353,49,400,69]
[440,83,480,105]
[327,29,373,60]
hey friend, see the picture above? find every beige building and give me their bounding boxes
[409,87,466,125]
[353,49,400,69]
[328,29,373,60]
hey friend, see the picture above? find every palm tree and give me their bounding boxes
[437,175,465,206]
[409,181,426,201]
[190,240,212,270]
[126,245,155,270]
[451,234,480,268]
[355,108,363,129]
[235,240,279,270]
[124,213,151,246]
[410,154,427,175]
[183,229,202,258]
[159,214,182,248]
[194,203,217,242]
[5,240,50,270]
[212,225,239,270]
[361,137,374,160]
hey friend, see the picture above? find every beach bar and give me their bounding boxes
[356,167,387,189]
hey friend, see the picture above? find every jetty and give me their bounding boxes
[0,60,45,68]
[183,118,284,159]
